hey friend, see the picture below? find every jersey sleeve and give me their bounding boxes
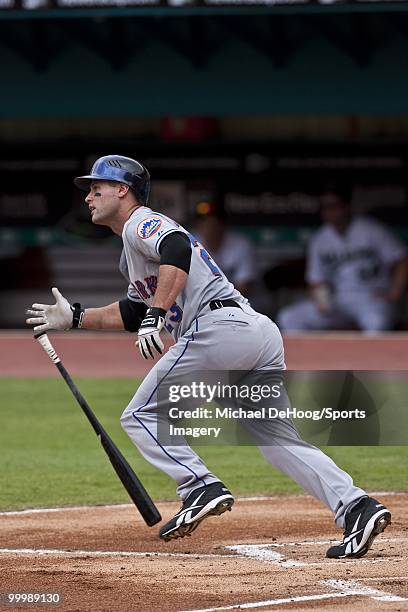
[119,247,146,303]
[127,283,145,303]
[125,213,182,261]
[306,233,327,284]
[369,220,407,265]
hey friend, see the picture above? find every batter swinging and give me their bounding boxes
[26,155,391,558]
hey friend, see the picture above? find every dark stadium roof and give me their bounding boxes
[0,11,408,71]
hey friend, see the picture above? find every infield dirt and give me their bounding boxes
[1,333,407,610]
[1,493,407,612]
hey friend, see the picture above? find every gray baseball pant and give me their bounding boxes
[120,304,366,527]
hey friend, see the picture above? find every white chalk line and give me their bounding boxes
[1,549,407,609]
[294,557,399,566]
[227,545,302,567]
[0,491,405,517]
[0,503,132,517]
[0,545,399,568]
[181,579,408,611]
[354,576,408,581]
[180,593,372,612]
[324,579,408,602]
[226,543,400,567]
[228,536,401,548]
[1,501,402,568]
[0,548,228,560]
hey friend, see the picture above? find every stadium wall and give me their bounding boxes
[1,33,408,116]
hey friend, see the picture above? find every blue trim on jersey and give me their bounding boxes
[131,318,206,486]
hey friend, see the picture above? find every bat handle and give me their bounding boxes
[34,331,47,340]
[34,331,61,365]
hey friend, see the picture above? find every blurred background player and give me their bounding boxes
[277,184,408,333]
[194,200,257,300]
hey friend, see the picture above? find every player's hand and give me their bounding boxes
[372,289,399,303]
[26,287,74,333]
[137,307,166,359]
[312,284,332,314]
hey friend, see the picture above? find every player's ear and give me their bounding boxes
[117,183,130,198]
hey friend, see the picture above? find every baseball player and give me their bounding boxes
[26,156,391,558]
[278,184,408,333]
[194,200,257,297]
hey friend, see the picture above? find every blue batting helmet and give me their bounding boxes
[74,155,150,205]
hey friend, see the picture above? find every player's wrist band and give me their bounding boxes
[139,307,167,330]
[146,307,167,318]
[71,302,85,329]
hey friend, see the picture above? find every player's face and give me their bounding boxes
[85,181,122,226]
[320,193,351,227]
[197,216,225,250]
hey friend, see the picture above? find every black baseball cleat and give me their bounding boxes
[326,496,391,559]
[159,482,234,542]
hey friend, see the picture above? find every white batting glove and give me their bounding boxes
[137,307,166,360]
[26,287,74,333]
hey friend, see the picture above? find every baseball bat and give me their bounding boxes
[34,331,161,527]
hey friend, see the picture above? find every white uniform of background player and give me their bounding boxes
[279,189,408,333]
[26,158,391,556]
[194,201,256,299]
[206,231,255,290]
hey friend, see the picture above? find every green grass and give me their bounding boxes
[0,378,406,511]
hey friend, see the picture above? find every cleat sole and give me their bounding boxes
[351,512,391,559]
[160,498,234,542]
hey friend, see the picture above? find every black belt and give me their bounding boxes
[209,299,242,311]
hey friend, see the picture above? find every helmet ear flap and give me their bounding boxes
[135,165,150,205]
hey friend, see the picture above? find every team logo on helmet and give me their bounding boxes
[137,217,162,239]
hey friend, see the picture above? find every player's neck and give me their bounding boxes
[109,203,143,235]
[333,217,352,235]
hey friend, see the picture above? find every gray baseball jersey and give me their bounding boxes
[119,206,247,340]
